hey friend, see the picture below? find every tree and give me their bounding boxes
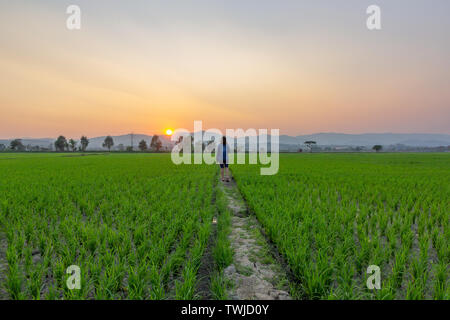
[69,139,77,152]
[0,144,5,151]
[150,135,162,152]
[373,145,382,152]
[54,136,67,152]
[80,136,89,152]
[10,139,25,151]
[138,139,148,151]
[103,136,114,151]
[126,146,133,152]
[304,141,316,153]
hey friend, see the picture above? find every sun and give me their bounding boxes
[165,128,173,136]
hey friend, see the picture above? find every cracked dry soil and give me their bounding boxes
[221,176,291,300]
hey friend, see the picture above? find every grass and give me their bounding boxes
[0,152,448,300]
[209,183,233,299]
[0,153,216,299]
[231,153,449,300]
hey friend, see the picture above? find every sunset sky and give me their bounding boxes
[0,0,449,138]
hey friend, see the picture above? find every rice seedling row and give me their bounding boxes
[231,153,449,299]
[0,154,216,299]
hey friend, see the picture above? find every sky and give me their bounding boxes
[0,0,449,138]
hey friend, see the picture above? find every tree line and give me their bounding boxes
[1,136,383,153]
[53,136,90,151]
[2,135,163,152]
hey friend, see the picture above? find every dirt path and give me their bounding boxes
[220,175,291,300]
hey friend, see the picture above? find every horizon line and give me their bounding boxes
[2,131,450,141]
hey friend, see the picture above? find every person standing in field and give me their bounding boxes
[217,136,230,182]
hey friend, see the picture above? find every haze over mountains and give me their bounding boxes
[1,133,449,151]
[280,133,450,147]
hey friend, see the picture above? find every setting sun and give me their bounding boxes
[165,129,173,136]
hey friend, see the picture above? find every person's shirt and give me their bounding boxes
[222,144,227,163]
[216,143,229,164]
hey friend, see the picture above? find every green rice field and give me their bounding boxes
[0,152,448,299]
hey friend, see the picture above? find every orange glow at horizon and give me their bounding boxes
[0,2,449,138]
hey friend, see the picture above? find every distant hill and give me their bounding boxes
[290,133,450,147]
[0,138,55,150]
[1,133,449,150]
